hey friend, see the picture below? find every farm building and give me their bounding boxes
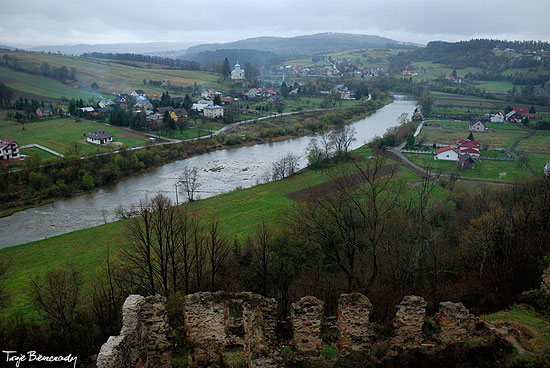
[435,146,460,161]
[490,112,504,123]
[469,120,487,132]
[544,163,550,177]
[458,153,476,169]
[85,131,113,145]
[36,106,53,117]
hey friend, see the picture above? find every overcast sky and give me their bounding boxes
[2,0,550,47]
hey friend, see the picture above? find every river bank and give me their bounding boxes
[0,97,391,219]
[0,95,415,248]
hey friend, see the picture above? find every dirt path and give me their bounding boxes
[509,129,536,175]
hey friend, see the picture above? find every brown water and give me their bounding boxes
[0,96,417,248]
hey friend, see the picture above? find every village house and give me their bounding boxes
[0,138,20,161]
[134,99,153,111]
[156,106,174,114]
[544,163,550,177]
[98,99,114,109]
[85,131,113,145]
[79,107,95,113]
[146,113,164,128]
[231,62,245,81]
[490,112,504,123]
[173,108,188,120]
[203,105,224,119]
[191,100,213,113]
[131,90,146,98]
[435,146,461,161]
[458,153,476,169]
[36,106,53,117]
[469,119,487,132]
[505,110,522,123]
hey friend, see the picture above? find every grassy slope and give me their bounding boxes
[0,148,420,316]
[0,52,226,101]
[0,116,149,155]
[485,305,550,362]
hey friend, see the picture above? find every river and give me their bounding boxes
[0,95,417,249]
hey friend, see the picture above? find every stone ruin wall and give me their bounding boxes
[97,292,484,367]
[96,295,171,368]
[183,292,278,367]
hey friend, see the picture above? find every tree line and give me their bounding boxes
[80,52,201,71]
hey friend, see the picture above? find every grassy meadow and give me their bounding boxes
[0,116,150,156]
[0,52,227,102]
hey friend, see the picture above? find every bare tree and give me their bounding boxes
[272,153,300,180]
[250,220,273,296]
[92,246,130,338]
[178,166,201,202]
[0,262,9,309]
[123,197,157,295]
[206,220,230,291]
[330,125,356,159]
[30,265,82,334]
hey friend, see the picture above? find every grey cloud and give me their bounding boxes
[1,0,549,47]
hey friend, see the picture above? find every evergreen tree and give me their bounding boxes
[213,95,221,106]
[280,82,289,98]
[183,94,193,111]
[222,57,231,79]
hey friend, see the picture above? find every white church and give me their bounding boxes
[231,62,245,81]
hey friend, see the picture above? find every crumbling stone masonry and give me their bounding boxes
[183,292,278,367]
[290,296,324,357]
[96,295,171,368]
[337,293,374,355]
[542,264,550,297]
[434,301,477,345]
[96,292,495,367]
[392,295,427,350]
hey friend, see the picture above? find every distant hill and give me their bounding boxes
[180,49,281,68]
[0,44,16,51]
[185,33,418,57]
[27,42,201,56]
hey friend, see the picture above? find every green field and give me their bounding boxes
[426,120,524,132]
[0,116,149,156]
[0,66,101,101]
[416,129,523,150]
[406,153,530,182]
[0,52,227,102]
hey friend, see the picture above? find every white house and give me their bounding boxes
[79,107,95,113]
[85,131,113,145]
[469,120,487,132]
[231,63,245,81]
[191,100,214,113]
[490,112,504,123]
[203,105,224,118]
[435,146,460,161]
[98,99,114,109]
[131,90,146,98]
[0,139,20,160]
[544,163,550,177]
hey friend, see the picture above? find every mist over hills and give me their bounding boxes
[26,41,201,55]
[185,33,420,56]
